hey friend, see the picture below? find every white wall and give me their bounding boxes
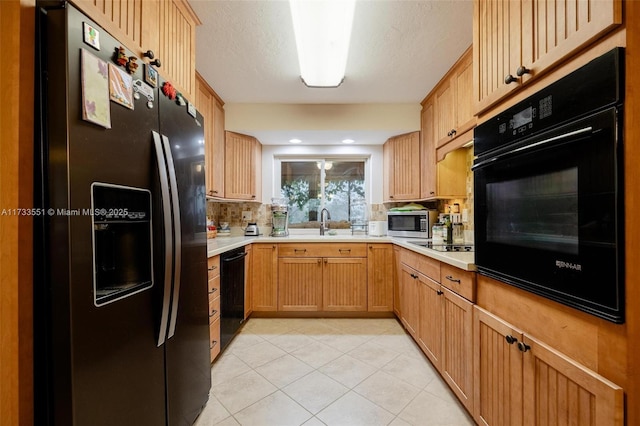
[261,144,384,205]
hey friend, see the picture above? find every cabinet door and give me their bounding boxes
[322,258,367,311]
[383,139,393,202]
[211,98,225,197]
[442,288,474,412]
[244,245,252,319]
[473,306,524,426]
[367,244,394,312]
[521,334,624,426]
[225,131,259,200]
[399,264,420,336]
[195,73,215,196]
[278,258,323,311]
[389,132,421,201]
[453,50,475,136]
[73,0,159,60]
[251,244,278,311]
[522,0,621,87]
[473,0,523,113]
[435,79,455,148]
[393,246,401,316]
[420,98,437,199]
[157,0,199,100]
[416,274,443,369]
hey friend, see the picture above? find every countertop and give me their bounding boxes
[207,234,476,271]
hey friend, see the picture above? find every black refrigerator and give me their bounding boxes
[34,3,211,425]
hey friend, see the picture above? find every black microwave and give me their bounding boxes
[472,48,625,323]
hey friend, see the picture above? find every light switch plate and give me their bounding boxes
[242,211,252,221]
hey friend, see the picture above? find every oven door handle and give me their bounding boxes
[471,126,593,171]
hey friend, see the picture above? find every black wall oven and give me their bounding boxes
[473,48,624,323]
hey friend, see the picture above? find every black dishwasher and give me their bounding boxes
[220,247,247,350]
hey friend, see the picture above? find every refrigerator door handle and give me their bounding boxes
[152,131,173,347]
[162,134,182,339]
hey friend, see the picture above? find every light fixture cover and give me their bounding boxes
[289,0,356,87]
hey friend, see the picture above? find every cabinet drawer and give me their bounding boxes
[208,255,220,280]
[417,255,440,283]
[208,274,220,296]
[400,248,419,270]
[208,294,220,322]
[278,243,367,258]
[440,263,476,302]
[209,316,220,361]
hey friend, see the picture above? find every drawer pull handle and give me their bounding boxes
[339,249,351,253]
[209,309,218,317]
[294,249,307,253]
[445,275,461,284]
[208,266,217,271]
[210,340,218,349]
[209,287,218,294]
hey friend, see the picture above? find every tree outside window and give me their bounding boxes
[280,160,366,228]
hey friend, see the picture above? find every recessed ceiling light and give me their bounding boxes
[342,139,355,144]
[289,138,302,144]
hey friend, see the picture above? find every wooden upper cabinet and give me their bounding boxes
[157,0,200,101]
[224,131,262,201]
[383,131,421,202]
[435,47,475,151]
[473,0,622,113]
[195,73,225,198]
[420,98,437,199]
[74,0,199,101]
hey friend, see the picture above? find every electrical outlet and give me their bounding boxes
[242,211,252,221]
[461,209,469,223]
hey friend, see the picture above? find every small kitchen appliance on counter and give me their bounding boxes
[270,197,290,237]
[244,223,259,236]
[368,221,388,236]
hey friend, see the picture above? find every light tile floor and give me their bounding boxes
[194,318,475,426]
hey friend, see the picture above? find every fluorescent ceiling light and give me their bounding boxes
[289,0,356,88]
[342,138,354,144]
[289,138,302,144]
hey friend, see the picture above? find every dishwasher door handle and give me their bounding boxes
[223,252,248,262]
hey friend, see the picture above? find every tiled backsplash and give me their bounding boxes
[208,148,474,232]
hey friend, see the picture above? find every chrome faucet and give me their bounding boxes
[320,208,331,235]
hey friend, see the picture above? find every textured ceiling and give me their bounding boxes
[189,0,474,143]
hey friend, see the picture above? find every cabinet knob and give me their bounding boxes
[389,195,394,199]
[324,258,328,264]
[447,129,457,137]
[318,259,322,265]
[251,195,256,198]
[516,66,531,77]
[143,50,155,59]
[436,290,443,296]
[505,335,517,345]
[150,58,162,68]
[517,341,531,353]
[504,74,518,84]
[208,266,217,271]
[430,191,435,195]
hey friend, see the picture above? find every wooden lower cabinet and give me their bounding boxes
[441,288,473,412]
[399,263,420,336]
[367,244,394,312]
[244,245,252,318]
[393,246,401,316]
[417,272,443,368]
[251,244,278,311]
[278,258,323,311]
[473,306,623,426]
[208,255,221,362]
[323,258,367,311]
